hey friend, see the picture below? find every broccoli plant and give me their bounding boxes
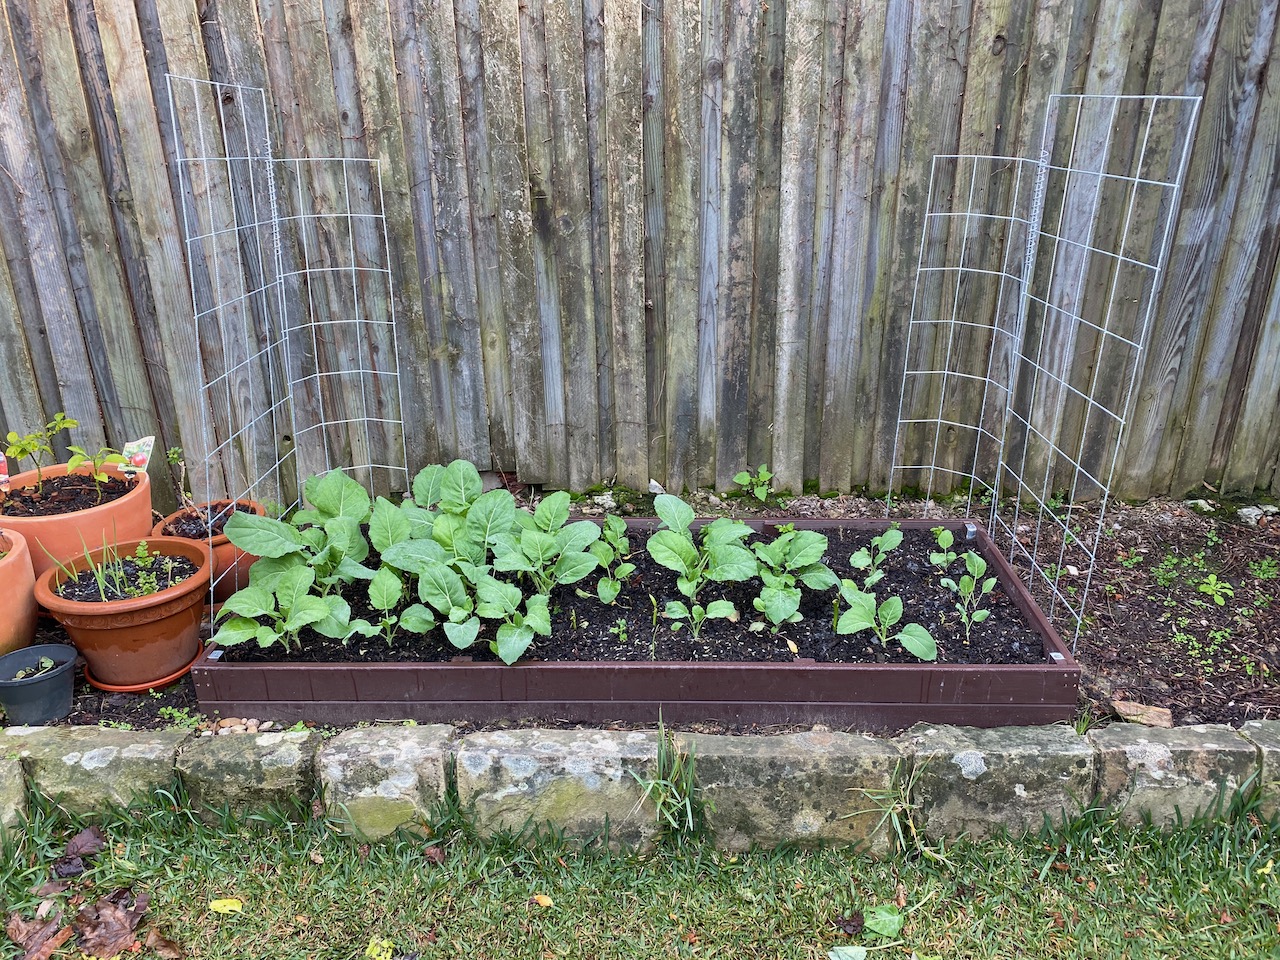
[834,580,936,661]
[942,550,997,640]
[928,526,958,570]
[849,525,902,590]
[751,526,837,627]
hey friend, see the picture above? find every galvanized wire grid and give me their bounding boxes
[891,94,1201,649]
[165,74,408,597]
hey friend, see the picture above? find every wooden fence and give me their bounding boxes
[0,0,1277,502]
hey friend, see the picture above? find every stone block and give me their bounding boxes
[0,757,25,832]
[177,730,321,820]
[686,730,900,854]
[1240,721,1280,820]
[7,727,189,815]
[456,729,658,846]
[899,724,1094,840]
[1090,724,1258,826]
[316,725,454,839]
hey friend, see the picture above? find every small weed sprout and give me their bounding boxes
[11,657,56,681]
[941,550,997,639]
[929,526,957,570]
[732,463,774,502]
[1197,574,1235,607]
[849,524,902,590]
[1248,556,1279,580]
[66,445,127,501]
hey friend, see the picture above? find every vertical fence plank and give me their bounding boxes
[662,0,702,492]
[818,2,887,492]
[0,248,43,435]
[0,6,105,449]
[604,0,647,489]
[694,0,723,489]
[641,0,668,486]
[771,0,825,494]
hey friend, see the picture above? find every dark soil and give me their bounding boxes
[0,474,136,517]
[160,501,255,539]
[55,554,199,603]
[218,527,1045,666]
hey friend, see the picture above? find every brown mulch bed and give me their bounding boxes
[8,489,1278,733]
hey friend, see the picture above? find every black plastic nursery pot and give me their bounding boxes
[0,643,78,725]
[192,518,1080,729]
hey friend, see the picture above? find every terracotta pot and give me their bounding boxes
[0,528,37,656]
[0,463,153,580]
[152,499,266,602]
[33,536,211,689]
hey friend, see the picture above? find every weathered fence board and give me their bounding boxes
[0,0,1277,504]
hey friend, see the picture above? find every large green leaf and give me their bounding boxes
[519,528,559,566]
[706,543,756,583]
[440,459,482,514]
[274,566,317,615]
[533,490,572,532]
[304,469,371,522]
[430,512,464,552]
[836,587,877,635]
[475,575,522,618]
[785,530,829,569]
[283,595,331,632]
[898,623,937,661]
[443,617,480,649]
[219,585,275,620]
[878,595,903,630]
[653,494,694,534]
[399,503,435,539]
[465,489,518,548]
[247,555,305,592]
[368,566,403,612]
[224,512,305,559]
[701,517,753,546]
[646,529,698,576]
[417,562,471,616]
[369,497,412,553]
[411,464,446,509]
[311,596,353,640]
[757,586,800,625]
[552,551,599,585]
[597,578,621,605]
[324,516,369,563]
[380,538,448,575]
[331,557,377,582]
[399,603,437,634]
[797,563,838,591]
[494,622,534,664]
[555,520,601,556]
[210,616,263,647]
[704,599,738,620]
[876,528,904,553]
[523,593,551,635]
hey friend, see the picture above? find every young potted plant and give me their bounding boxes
[150,447,265,603]
[1,414,153,579]
[0,528,37,657]
[0,643,77,725]
[33,537,211,692]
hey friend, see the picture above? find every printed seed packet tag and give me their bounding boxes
[0,454,8,491]
[120,436,155,475]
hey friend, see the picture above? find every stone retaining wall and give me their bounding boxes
[3,720,1277,850]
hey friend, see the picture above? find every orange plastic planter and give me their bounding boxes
[0,528,37,657]
[34,536,211,690]
[0,463,153,580]
[153,499,265,602]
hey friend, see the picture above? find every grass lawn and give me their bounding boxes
[4,791,1280,960]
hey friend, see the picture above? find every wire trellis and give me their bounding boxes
[891,94,1202,649]
[165,74,408,597]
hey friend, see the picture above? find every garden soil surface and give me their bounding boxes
[10,490,1279,734]
[0,474,136,517]
[160,501,256,539]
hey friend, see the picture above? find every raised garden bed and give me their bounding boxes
[192,518,1079,728]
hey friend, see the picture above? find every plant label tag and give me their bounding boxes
[0,454,8,491]
[120,436,155,475]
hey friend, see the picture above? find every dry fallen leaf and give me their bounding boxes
[5,911,73,960]
[73,890,149,959]
[309,849,325,865]
[895,883,908,908]
[144,927,185,959]
[423,846,446,865]
[208,899,243,915]
[530,895,554,908]
[64,827,107,859]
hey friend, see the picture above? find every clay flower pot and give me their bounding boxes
[152,499,266,602]
[34,536,211,692]
[0,528,37,657]
[0,463,153,580]
[0,643,77,725]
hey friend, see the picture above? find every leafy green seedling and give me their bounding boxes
[646,494,756,638]
[929,526,957,570]
[66,445,127,500]
[834,580,936,661]
[732,464,774,503]
[5,412,78,491]
[850,525,903,590]
[941,551,997,640]
[587,514,636,604]
[11,657,56,681]
[213,566,352,653]
[751,527,837,627]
